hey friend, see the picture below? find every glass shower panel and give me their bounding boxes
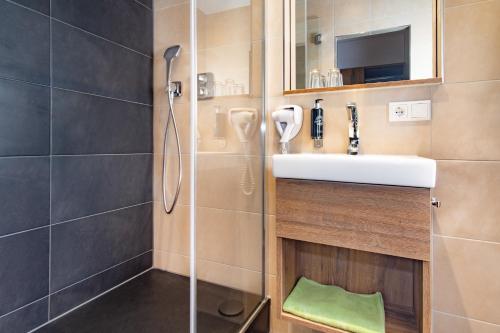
[194,0,266,331]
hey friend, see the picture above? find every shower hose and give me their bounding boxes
[162,84,182,214]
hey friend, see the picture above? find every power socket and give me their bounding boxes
[389,100,431,122]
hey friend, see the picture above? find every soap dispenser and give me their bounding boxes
[311,99,324,149]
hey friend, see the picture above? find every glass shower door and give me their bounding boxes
[192,0,266,331]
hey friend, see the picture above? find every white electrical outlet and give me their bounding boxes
[389,100,431,122]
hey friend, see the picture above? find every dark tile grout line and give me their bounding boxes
[0,76,153,107]
[0,296,49,321]
[48,0,53,319]
[51,201,154,227]
[3,0,152,59]
[0,153,153,159]
[0,202,153,241]
[0,74,49,88]
[0,225,50,240]
[50,250,153,297]
[0,251,153,322]
[30,266,154,333]
[134,0,152,11]
[52,153,153,157]
[51,17,152,59]
[51,86,153,107]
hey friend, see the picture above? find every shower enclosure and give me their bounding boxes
[154,0,267,332]
[0,0,265,331]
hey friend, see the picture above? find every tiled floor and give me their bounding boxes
[36,269,263,333]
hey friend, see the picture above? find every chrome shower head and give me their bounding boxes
[164,45,181,94]
[164,45,181,62]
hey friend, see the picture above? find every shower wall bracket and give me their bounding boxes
[170,81,182,97]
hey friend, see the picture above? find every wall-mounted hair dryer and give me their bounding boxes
[272,105,303,154]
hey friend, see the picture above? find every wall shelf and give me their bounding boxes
[283,77,442,95]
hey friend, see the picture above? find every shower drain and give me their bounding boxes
[218,300,244,317]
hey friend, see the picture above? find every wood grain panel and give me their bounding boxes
[279,239,427,333]
[276,179,431,261]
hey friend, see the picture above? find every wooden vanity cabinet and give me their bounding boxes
[276,178,432,333]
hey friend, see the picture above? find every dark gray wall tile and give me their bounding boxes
[0,0,154,326]
[51,154,152,223]
[50,252,152,318]
[50,204,153,291]
[52,89,152,155]
[0,228,49,315]
[0,78,50,156]
[136,0,152,9]
[0,297,48,333]
[52,21,152,105]
[0,157,50,236]
[52,0,153,55]
[0,1,50,84]
[9,0,50,15]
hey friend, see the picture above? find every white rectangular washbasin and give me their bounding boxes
[272,154,436,188]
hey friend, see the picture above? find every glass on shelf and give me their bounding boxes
[327,68,343,87]
[309,69,321,88]
[224,79,235,95]
[214,81,225,96]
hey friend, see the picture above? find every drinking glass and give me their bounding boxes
[309,69,321,88]
[327,68,343,87]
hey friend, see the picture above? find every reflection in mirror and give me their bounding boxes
[291,0,437,90]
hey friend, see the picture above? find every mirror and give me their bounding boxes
[284,0,442,93]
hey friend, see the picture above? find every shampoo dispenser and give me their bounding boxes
[311,99,324,149]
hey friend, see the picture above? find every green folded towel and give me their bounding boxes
[283,277,385,333]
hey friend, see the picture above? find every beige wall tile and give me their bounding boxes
[197,206,263,272]
[154,103,191,155]
[153,153,191,206]
[445,0,490,7]
[155,252,262,295]
[154,202,190,255]
[200,6,251,49]
[265,0,283,40]
[197,259,262,294]
[433,235,500,324]
[251,0,265,41]
[154,0,187,11]
[250,40,265,97]
[266,37,285,97]
[153,250,190,275]
[434,161,500,243]
[431,81,500,160]
[433,311,500,333]
[285,86,433,156]
[444,0,500,83]
[154,3,190,53]
[197,153,263,213]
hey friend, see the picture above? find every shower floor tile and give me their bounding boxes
[36,269,262,333]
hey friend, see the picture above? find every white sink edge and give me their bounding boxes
[272,153,436,188]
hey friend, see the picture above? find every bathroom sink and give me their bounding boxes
[272,154,436,188]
